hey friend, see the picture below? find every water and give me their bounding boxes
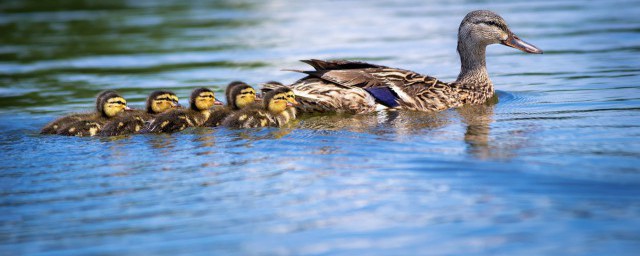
[2,0,640,255]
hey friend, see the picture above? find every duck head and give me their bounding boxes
[229,84,257,109]
[190,88,222,111]
[147,90,180,114]
[264,87,295,114]
[97,91,129,118]
[458,10,542,54]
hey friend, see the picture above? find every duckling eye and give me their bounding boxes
[110,100,126,105]
[156,97,172,101]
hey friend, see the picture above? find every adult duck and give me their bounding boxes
[265,10,542,114]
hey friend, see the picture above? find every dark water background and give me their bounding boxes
[1,0,640,255]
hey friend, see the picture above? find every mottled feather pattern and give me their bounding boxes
[56,116,106,137]
[144,109,209,133]
[204,107,232,127]
[99,110,151,136]
[222,106,277,128]
[290,77,377,114]
[286,60,480,113]
[40,113,93,134]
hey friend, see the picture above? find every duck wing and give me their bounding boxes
[300,59,387,71]
[294,59,456,110]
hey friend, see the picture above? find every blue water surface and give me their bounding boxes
[1,0,640,255]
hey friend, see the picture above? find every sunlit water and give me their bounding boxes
[1,0,640,255]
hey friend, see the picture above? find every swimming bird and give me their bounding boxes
[143,88,221,133]
[264,10,543,114]
[99,90,180,136]
[261,81,298,120]
[43,91,130,136]
[204,81,257,127]
[222,87,298,128]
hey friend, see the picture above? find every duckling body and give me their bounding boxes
[144,88,220,133]
[41,90,116,135]
[41,90,129,136]
[100,91,179,136]
[222,87,298,128]
[204,82,257,127]
[267,10,542,114]
[41,113,94,135]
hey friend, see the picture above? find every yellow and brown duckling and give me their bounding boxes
[41,90,116,134]
[99,90,180,136]
[262,81,297,120]
[41,90,130,136]
[143,88,221,133]
[204,81,257,127]
[222,87,298,128]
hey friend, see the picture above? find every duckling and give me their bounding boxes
[204,81,257,127]
[54,91,130,136]
[99,90,180,136]
[41,90,117,134]
[143,88,221,133]
[262,81,297,120]
[222,87,298,128]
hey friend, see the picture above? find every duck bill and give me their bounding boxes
[214,98,224,106]
[124,106,132,111]
[501,33,543,54]
[286,102,294,107]
[290,99,300,106]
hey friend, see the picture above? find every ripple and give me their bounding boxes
[2,0,640,255]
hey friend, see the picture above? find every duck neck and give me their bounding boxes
[454,41,494,104]
[456,42,490,84]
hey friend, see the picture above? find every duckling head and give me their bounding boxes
[230,84,257,109]
[97,91,128,118]
[190,87,222,111]
[284,89,299,106]
[458,10,542,54]
[225,81,249,106]
[264,88,294,114]
[147,90,180,114]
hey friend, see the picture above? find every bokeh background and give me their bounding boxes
[1,0,640,255]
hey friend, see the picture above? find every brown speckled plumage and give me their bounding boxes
[272,10,541,114]
[42,90,127,136]
[41,90,118,135]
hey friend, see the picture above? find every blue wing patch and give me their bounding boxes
[364,87,400,108]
